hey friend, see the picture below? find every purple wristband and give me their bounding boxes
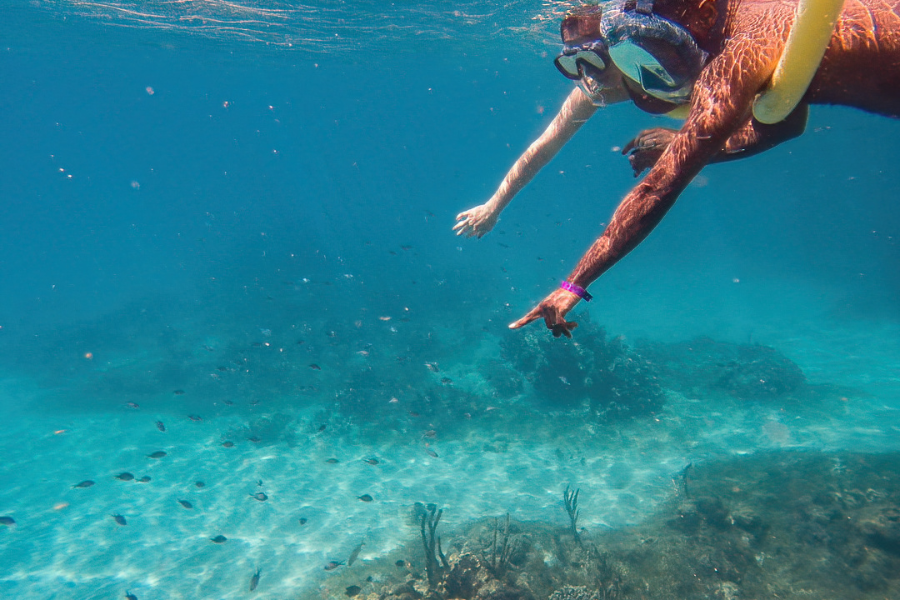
[560,281,592,301]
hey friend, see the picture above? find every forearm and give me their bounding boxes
[489,89,598,212]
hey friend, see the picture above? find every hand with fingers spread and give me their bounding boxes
[509,288,583,338]
[454,202,499,238]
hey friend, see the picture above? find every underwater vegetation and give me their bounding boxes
[319,452,900,600]
[498,314,665,422]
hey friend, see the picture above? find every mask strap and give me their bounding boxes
[635,0,654,15]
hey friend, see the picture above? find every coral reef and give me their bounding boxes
[497,314,664,421]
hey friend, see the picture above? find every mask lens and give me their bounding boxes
[555,48,607,80]
[554,53,582,79]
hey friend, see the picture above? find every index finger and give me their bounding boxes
[509,306,542,330]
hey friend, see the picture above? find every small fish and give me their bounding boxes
[137,476,151,483]
[363,458,378,465]
[250,567,261,591]
[395,559,406,568]
[217,366,228,371]
[195,481,205,488]
[247,436,261,443]
[423,430,437,439]
[147,451,167,459]
[222,441,234,448]
[126,402,140,409]
[345,585,362,597]
[178,500,193,509]
[425,448,439,458]
[155,421,166,432]
[309,364,321,370]
[0,516,15,526]
[424,362,440,373]
[223,399,234,406]
[250,492,268,502]
[125,591,138,600]
[299,517,308,525]
[188,414,202,421]
[358,494,373,503]
[210,535,227,544]
[72,480,95,488]
[440,377,453,385]
[115,472,134,481]
[348,541,365,566]
[317,424,327,432]
[324,561,344,571]
[173,389,185,395]
[112,514,127,526]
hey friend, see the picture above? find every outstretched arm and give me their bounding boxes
[510,32,782,335]
[454,89,599,238]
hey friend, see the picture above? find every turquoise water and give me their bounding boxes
[2,2,900,599]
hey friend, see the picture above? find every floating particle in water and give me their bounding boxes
[155,421,166,432]
[137,476,151,483]
[72,480,95,489]
[249,567,261,592]
[126,402,140,409]
[250,492,268,502]
[195,481,205,488]
[424,362,439,373]
[324,561,344,571]
[325,458,339,464]
[345,585,362,597]
[210,535,227,544]
[125,590,138,600]
[222,441,234,448]
[173,389,185,395]
[115,472,134,481]
[0,516,15,526]
[188,414,202,422]
[358,494,373,503]
[389,397,399,404]
[147,451,167,459]
[363,458,379,465]
[299,517,308,525]
[247,436,261,443]
[112,514,127,526]
[309,364,321,371]
[178,500,193,509]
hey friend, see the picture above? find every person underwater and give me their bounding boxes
[455,0,899,338]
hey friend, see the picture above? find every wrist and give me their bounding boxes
[560,281,592,302]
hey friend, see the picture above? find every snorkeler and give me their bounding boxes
[456,0,900,338]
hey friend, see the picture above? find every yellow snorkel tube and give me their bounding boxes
[752,0,846,124]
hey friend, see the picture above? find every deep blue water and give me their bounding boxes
[2,2,900,599]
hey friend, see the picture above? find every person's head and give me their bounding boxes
[554,0,712,112]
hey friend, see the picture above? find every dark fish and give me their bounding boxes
[195,481,205,488]
[125,591,138,600]
[217,366,228,371]
[348,541,365,566]
[358,494,373,503]
[299,517,308,525]
[222,441,234,448]
[250,567,261,592]
[325,458,339,464]
[173,389,185,395]
[345,585,362,597]
[115,472,134,481]
[126,402,140,409]
[210,535,227,544]
[309,364,321,370]
[188,414,202,421]
[400,244,412,250]
[178,500,193,509]
[223,399,234,406]
[250,492,268,502]
[423,430,437,439]
[0,516,15,526]
[256,479,263,487]
[440,378,453,385]
[147,451,167,459]
[317,424,327,432]
[137,476,151,483]
[363,458,378,465]
[155,421,165,432]
[324,561,344,571]
[72,480,95,488]
[247,436,261,443]
[395,559,406,568]
[425,448,439,458]
[112,514,127,526]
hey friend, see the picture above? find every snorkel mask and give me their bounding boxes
[555,0,709,107]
